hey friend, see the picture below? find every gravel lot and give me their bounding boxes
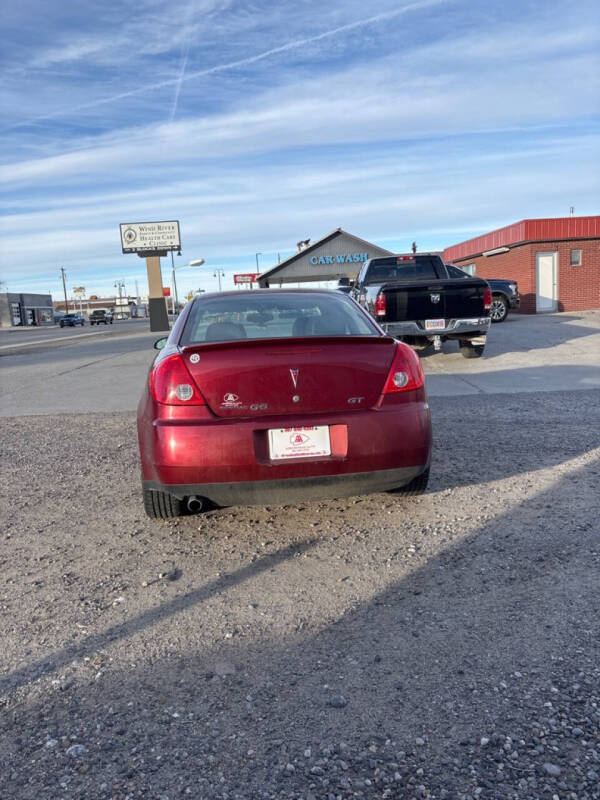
[1,384,599,799]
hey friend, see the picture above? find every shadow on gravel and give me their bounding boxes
[0,539,318,696]
[2,452,599,797]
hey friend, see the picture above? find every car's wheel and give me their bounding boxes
[490,294,508,323]
[60,321,65,327]
[143,488,183,519]
[459,341,485,358]
[389,467,429,496]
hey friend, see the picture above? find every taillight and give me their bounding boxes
[382,344,425,394]
[483,286,492,311]
[375,292,387,317]
[149,354,205,405]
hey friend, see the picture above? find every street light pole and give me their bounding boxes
[169,258,205,314]
[170,251,177,315]
[60,267,69,315]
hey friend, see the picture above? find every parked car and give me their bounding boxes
[349,254,491,358]
[89,309,114,325]
[59,314,85,327]
[445,265,519,323]
[137,290,432,518]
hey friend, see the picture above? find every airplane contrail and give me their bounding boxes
[3,0,447,131]
[169,49,190,122]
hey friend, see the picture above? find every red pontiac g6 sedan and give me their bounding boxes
[137,290,432,518]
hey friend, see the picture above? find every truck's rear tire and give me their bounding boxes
[143,488,183,519]
[490,295,508,323]
[459,342,485,358]
[388,468,429,496]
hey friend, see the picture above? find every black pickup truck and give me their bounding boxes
[348,253,492,358]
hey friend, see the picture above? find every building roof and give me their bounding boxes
[444,216,600,262]
[258,228,392,284]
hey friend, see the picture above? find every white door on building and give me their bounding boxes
[536,252,558,312]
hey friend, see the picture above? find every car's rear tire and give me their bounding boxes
[143,488,183,519]
[459,341,485,358]
[490,295,508,323]
[389,467,429,496]
[60,321,65,327]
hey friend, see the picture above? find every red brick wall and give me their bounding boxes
[452,238,600,313]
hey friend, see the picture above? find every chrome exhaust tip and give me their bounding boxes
[186,495,204,513]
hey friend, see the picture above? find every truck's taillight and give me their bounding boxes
[375,292,387,317]
[483,286,492,310]
[149,354,205,405]
[382,344,425,394]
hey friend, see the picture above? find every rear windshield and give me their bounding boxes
[364,256,440,283]
[180,292,377,345]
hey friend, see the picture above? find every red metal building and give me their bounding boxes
[443,216,600,313]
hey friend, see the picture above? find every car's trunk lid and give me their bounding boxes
[181,337,396,417]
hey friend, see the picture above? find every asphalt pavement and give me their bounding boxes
[1,311,599,416]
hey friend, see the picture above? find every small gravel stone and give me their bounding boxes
[328,694,347,708]
[542,763,561,778]
[66,744,86,757]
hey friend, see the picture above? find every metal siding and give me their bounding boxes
[444,217,600,262]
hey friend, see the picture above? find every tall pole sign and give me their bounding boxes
[119,221,181,332]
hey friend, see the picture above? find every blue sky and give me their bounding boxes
[1,0,599,300]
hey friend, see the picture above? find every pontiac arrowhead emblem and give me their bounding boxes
[289,369,299,388]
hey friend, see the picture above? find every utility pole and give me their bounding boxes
[60,267,69,314]
[213,269,225,292]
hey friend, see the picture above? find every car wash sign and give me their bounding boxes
[310,252,368,266]
[120,221,181,254]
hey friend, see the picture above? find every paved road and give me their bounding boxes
[1,311,599,417]
[0,317,150,346]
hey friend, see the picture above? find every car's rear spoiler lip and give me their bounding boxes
[179,334,394,353]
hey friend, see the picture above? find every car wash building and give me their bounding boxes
[443,216,600,313]
[258,228,393,287]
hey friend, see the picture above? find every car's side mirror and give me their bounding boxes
[154,337,168,350]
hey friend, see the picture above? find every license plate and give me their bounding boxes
[425,318,446,330]
[268,425,331,460]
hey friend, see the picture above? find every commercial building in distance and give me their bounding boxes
[0,292,54,328]
[443,216,600,313]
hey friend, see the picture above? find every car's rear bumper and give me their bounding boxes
[143,464,427,506]
[138,397,432,505]
[382,317,490,337]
